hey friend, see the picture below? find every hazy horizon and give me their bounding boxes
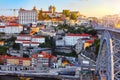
[0,0,120,18]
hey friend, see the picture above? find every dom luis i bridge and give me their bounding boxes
[95,26,120,80]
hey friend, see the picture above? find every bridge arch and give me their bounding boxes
[96,30,114,80]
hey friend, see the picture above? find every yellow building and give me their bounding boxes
[7,58,19,65]
[6,56,31,66]
[84,40,94,49]
[22,59,31,66]
[30,27,40,35]
[115,23,120,28]
[0,41,4,46]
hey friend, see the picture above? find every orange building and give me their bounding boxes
[84,40,94,49]
[30,27,40,35]
[0,41,4,46]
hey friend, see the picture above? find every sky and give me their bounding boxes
[0,0,120,18]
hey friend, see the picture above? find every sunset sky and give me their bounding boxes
[0,0,120,17]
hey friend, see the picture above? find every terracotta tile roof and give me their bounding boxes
[32,54,38,58]
[7,22,20,26]
[31,42,39,44]
[18,34,31,37]
[86,40,94,43]
[92,36,98,39]
[0,40,4,42]
[0,55,31,60]
[42,11,51,13]
[32,36,44,38]
[66,33,90,36]
[19,8,37,12]
[32,51,54,59]
[0,26,5,28]
[19,57,31,60]
[23,42,39,44]
[7,24,20,26]
[16,40,31,42]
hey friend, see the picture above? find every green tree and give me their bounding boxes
[20,31,25,34]
[12,43,20,50]
[0,32,5,37]
[38,36,53,48]
[38,43,46,48]
[0,46,8,55]
[23,53,29,58]
[53,51,77,58]
[53,6,56,12]
[38,9,44,20]
[5,36,17,46]
[58,24,70,29]
[43,13,50,20]
[70,13,77,20]
[94,39,100,56]
[62,10,70,17]
[5,36,16,42]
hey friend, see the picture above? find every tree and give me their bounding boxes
[38,9,44,20]
[23,53,29,58]
[53,6,56,12]
[43,13,50,20]
[94,39,100,56]
[58,24,70,29]
[53,51,77,58]
[38,36,53,48]
[0,46,8,55]
[12,43,20,50]
[5,36,16,42]
[20,31,25,34]
[4,36,16,47]
[38,43,46,48]
[70,13,77,20]
[62,10,70,17]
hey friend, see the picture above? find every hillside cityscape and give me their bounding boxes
[0,0,120,80]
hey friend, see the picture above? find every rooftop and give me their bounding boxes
[66,33,90,36]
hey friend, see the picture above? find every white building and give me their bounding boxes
[22,42,40,47]
[17,34,31,41]
[77,19,90,26]
[75,39,84,54]
[18,7,37,25]
[40,29,56,37]
[55,33,90,47]
[15,34,45,47]
[0,22,5,26]
[15,34,31,44]
[31,36,45,43]
[64,34,90,46]
[55,39,65,46]
[5,24,23,34]
[0,23,23,34]
[0,26,5,32]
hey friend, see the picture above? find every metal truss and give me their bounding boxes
[96,31,114,80]
[112,37,120,80]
